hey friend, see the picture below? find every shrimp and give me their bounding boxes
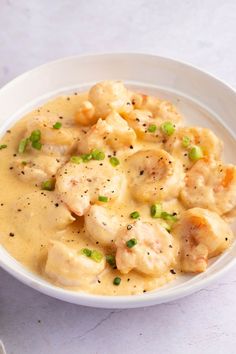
[130,93,182,123]
[13,155,65,186]
[45,241,105,286]
[27,115,78,156]
[123,109,163,143]
[56,160,126,216]
[75,100,97,126]
[78,111,136,153]
[115,220,178,276]
[165,126,223,169]
[126,149,184,202]
[85,205,123,247]
[88,80,133,119]
[180,158,236,215]
[172,208,234,273]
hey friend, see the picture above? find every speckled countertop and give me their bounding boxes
[1,1,236,353]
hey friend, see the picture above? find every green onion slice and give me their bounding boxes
[41,179,55,191]
[29,130,41,143]
[81,248,103,263]
[81,153,93,162]
[106,255,116,268]
[150,203,163,218]
[126,238,137,248]
[109,157,120,167]
[98,195,108,202]
[91,250,103,263]
[113,277,121,286]
[32,141,42,150]
[188,145,203,161]
[53,122,62,129]
[81,248,92,257]
[182,136,191,148]
[70,156,82,164]
[147,124,157,133]
[161,122,175,136]
[130,211,140,219]
[91,149,105,160]
[0,144,7,150]
[18,138,29,153]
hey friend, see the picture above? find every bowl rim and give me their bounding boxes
[0,52,236,308]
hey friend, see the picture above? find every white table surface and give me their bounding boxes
[1,1,236,353]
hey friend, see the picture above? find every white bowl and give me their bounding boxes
[0,53,236,309]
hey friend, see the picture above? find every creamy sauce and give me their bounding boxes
[0,81,234,296]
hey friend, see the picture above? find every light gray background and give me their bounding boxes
[1,1,236,353]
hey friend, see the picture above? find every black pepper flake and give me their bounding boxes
[127,224,132,230]
[130,145,134,149]
[9,166,13,170]
[9,232,14,237]
[170,269,176,275]
[97,279,101,284]
[6,130,11,133]
[225,237,228,241]
[127,278,130,282]
[140,170,144,176]
[55,203,59,207]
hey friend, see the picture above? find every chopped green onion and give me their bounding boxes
[81,153,93,162]
[161,122,175,136]
[81,248,103,262]
[29,130,41,143]
[21,161,27,165]
[109,156,120,167]
[182,136,191,148]
[81,248,92,257]
[0,144,7,150]
[91,250,103,263]
[32,141,42,150]
[106,255,116,268]
[53,122,62,129]
[188,145,203,161]
[98,195,108,202]
[18,138,29,153]
[113,277,121,286]
[70,156,82,164]
[147,124,157,133]
[130,211,140,219]
[126,238,137,248]
[150,203,163,218]
[41,179,55,191]
[161,211,178,222]
[91,149,105,160]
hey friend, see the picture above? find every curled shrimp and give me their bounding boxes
[180,158,236,215]
[56,160,126,216]
[172,208,233,273]
[88,80,133,118]
[13,155,65,185]
[126,149,184,202]
[165,126,223,169]
[78,111,136,153]
[115,220,178,276]
[85,205,123,247]
[45,241,105,286]
[130,92,182,123]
